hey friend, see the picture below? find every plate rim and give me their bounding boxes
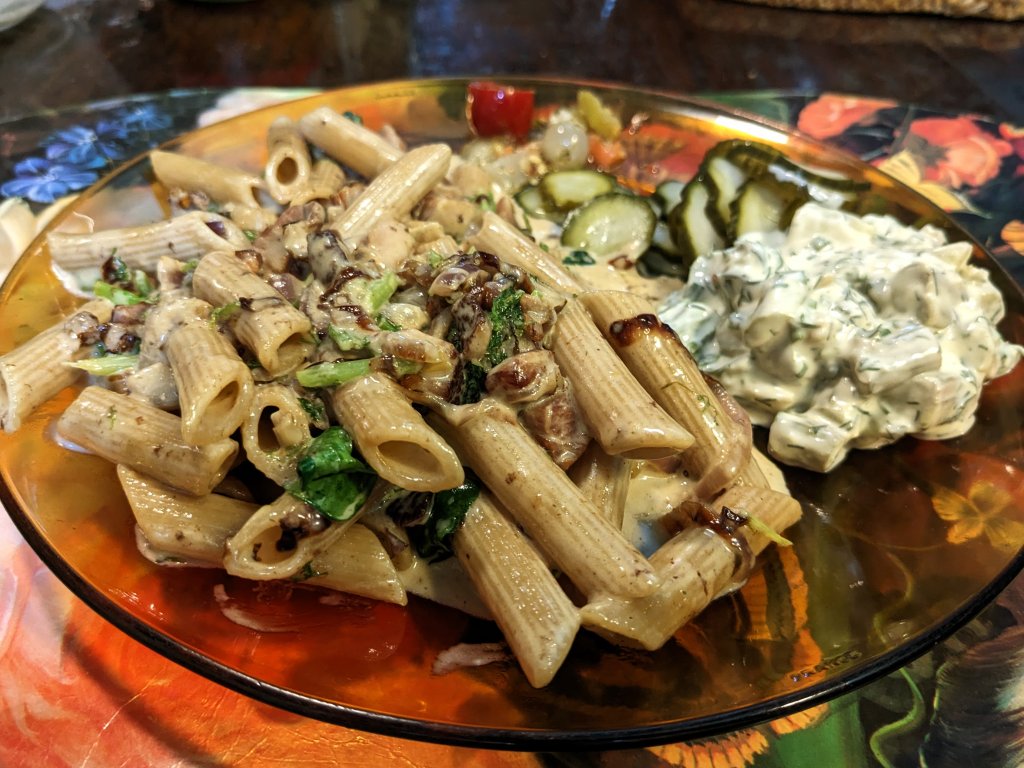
[2,75,1023,750]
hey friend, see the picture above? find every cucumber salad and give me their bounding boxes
[473,86,1023,472]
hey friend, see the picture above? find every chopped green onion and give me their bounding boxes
[68,353,139,376]
[295,358,372,388]
[327,325,372,351]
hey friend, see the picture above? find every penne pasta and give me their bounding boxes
[165,317,255,445]
[568,440,629,529]
[240,383,312,486]
[264,117,314,205]
[288,158,348,207]
[579,485,802,650]
[298,106,404,179]
[431,402,659,599]
[56,386,237,495]
[0,298,113,433]
[224,492,356,580]
[192,250,313,376]
[580,290,746,497]
[47,211,250,272]
[552,298,695,460]
[305,523,407,605]
[118,464,257,565]
[150,149,263,208]
[470,211,581,295]
[328,373,463,492]
[454,493,580,688]
[331,143,452,245]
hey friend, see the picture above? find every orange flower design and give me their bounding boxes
[796,94,896,140]
[930,453,1024,552]
[908,117,1012,188]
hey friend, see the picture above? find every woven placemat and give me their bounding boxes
[734,0,1023,19]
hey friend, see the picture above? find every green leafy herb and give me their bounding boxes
[298,396,327,426]
[343,110,363,125]
[458,362,488,405]
[93,280,150,306]
[327,325,372,352]
[475,192,496,212]
[210,301,242,325]
[562,249,596,266]
[295,358,372,388]
[68,353,139,376]
[403,475,481,563]
[375,314,402,332]
[484,286,525,367]
[290,561,327,582]
[243,229,257,242]
[287,427,376,521]
[734,507,793,547]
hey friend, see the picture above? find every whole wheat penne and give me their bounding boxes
[150,149,263,208]
[579,485,802,650]
[56,386,237,495]
[305,523,407,605]
[240,383,312,486]
[0,298,113,433]
[328,373,463,492]
[47,211,249,272]
[192,250,312,376]
[165,318,255,445]
[470,211,581,295]
[454,492,580,688]
[553,298,695,460]
[568,440,629,529]
[289,158,348,207]
[117,464,257,564]
[332,143,451,245]
[430,402,659,599]
[224,492,357,580]
[264,117,314,205]
[298,106,404,179]
[580,290,745,496]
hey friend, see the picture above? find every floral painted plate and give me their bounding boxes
[1,78,1023,750]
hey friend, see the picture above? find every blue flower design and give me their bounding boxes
[116,103,173,133]
[43,121,128,169]
[0,157,99,204]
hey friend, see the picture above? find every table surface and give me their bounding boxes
[2,0,1024,123]
[2,2,1024,767]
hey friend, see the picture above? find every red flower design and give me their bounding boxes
[909,116,1012,188]
[796,94,895,140]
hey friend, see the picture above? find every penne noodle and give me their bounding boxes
[192,250,313,376]
[304,523,407,605]
[288,158,348,207]
[579,485,802,650]
[454,493,580,688]
[56,386,237,495]
[165,317,255,445]
[552,298,695,460]
[240,383,312,486]
[431,402,659,599]
[470,211,581,295]
[568,440,629,529]
[580,290,746,497]
[150,149,263,208]
[331,143,452,246]
[264,117,314,205]
[0,298,113,433]
[118,464,257,565]
[224,492,357,581]
[328,373,463,492]
[47,211,250,272]
[298,106,404,180]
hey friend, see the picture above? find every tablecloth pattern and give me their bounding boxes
[1,87,1022,768]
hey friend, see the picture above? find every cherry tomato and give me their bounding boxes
[466,81,535,141]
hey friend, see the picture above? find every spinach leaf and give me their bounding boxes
[287,427,376,521]
[398,475,480,563]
